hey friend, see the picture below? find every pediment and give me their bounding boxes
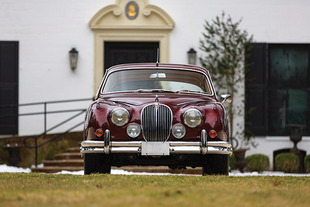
[89,0,174,30]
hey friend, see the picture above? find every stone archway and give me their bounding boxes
[89,0,175,94]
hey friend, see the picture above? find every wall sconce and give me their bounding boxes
[187,48,197,65]
[69,48,78,70]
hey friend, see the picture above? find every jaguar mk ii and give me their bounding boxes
[81,63,232,175]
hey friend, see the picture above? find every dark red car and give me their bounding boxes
[81,63,232,175]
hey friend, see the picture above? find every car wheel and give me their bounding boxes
[202,154,229,176]
[84,153,111,175]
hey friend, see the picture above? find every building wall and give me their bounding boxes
[0,0,309,164]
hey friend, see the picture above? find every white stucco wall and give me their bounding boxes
[0,0,309,164]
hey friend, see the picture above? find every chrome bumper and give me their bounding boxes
[80,140,232,156]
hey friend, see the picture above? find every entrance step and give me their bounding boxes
[43,159,83,167]
[31,144,83,173]
[55,152,82,160]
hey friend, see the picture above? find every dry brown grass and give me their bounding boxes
[0,173,310,207]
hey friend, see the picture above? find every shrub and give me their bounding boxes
[275,153,299,173]
[304,155,310,173]
[245,154,269,172]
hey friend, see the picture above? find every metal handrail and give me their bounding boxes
[1,97,94,167]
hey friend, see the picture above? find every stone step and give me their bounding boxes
[66,147,81,153]
[31,166,84,173]
[43,159,83,167]
[55,152,82,160]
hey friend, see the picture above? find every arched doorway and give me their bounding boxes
[89,0,175,94]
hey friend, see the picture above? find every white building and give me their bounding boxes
[0,0,309,165]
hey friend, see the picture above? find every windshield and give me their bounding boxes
[102,69,213,95]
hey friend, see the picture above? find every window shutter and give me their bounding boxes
[0,41,19,135]
[245,43,267,136]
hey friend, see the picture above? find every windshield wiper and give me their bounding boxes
[175,89,206,94]
[136,89,175,93]
[99,98,139,106]
[176,100,212,106]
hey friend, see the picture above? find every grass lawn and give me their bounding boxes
[0,173,310,207]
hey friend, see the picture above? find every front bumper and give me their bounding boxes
[80,141,232,156]
[81,129,232,156]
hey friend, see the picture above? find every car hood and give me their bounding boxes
[98,92,217,107]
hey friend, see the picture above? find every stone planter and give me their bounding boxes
[233,148,248,173]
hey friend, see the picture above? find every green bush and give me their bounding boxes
[245,154,270,172]
[304,155,310,173]
[275,153,299,173]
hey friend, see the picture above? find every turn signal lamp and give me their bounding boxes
[209,130,217,138]
[96,128,104,137]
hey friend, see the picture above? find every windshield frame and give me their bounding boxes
[100,67,215,96]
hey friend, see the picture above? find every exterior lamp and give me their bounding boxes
[187,48,197,65]
[69,48,78,70]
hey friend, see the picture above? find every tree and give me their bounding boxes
[199,12,253,147]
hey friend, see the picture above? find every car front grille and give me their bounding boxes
[141,104,173,142]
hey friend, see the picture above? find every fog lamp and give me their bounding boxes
[127,123,141,138]
[172,124,186,139]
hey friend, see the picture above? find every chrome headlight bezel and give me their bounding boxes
[183,109,202,128]
[110,107,130,126]
[126,123,141,138]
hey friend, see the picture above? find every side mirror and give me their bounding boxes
[220,94,232,104]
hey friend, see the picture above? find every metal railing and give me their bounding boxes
[1,98,94,167]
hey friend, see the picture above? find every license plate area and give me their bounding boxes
[141,142,170,156]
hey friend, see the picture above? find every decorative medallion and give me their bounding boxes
[125,1,139,20]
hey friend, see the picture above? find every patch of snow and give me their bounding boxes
[0,164,31,173]
[56,170,84,175]
[31,164,44,168]
[229,170,310,177]
[110,169,192,176]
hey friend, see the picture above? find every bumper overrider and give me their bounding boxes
[80,129,232,156]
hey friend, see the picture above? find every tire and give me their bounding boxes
[202,154,229,176]
[84,153,111,175]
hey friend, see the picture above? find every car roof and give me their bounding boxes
[106,63,209,74]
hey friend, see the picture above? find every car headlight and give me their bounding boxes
[110,107,129,126]
[172,124,186,139]
[183,109,202,128]
[127,123,141,138]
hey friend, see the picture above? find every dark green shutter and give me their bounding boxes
[245,43,267,136]
[0,41,19,135]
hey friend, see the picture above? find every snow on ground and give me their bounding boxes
[0,164,310,176]
[0,164,31,173]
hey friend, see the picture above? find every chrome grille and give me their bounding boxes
[141,104,172,142]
